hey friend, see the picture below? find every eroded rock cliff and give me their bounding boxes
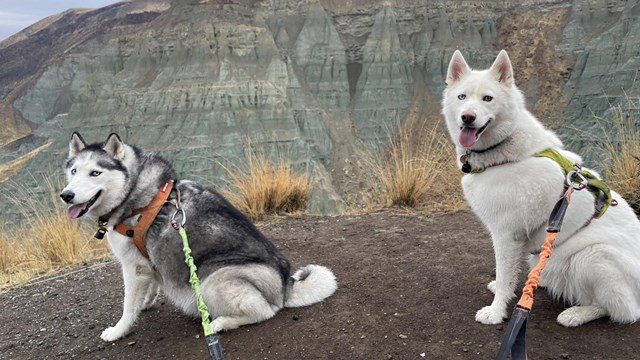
[1,0,638,221]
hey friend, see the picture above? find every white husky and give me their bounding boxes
[441,49,640,327]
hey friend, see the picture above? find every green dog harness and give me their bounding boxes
[534,149,612,218]
[462,146,613,218]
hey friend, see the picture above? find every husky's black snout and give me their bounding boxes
[60,190,75,204]
[461,110,476,124]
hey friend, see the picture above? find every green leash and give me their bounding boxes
[172,206,225,360]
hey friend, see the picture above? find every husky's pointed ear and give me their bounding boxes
[69,132,86,158]
[103,133,126,160]
[446,50,471,85]
[489,49,514,86]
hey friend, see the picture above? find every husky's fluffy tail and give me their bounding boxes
[284,264,337,308]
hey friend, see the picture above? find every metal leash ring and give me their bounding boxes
[566,169,588,190]
[171,207,187,229]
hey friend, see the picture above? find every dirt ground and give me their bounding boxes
[1,210,639,360]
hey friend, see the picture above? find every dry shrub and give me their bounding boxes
[221,151,310,221]
[0,175,108,288]
[602,98,640,211]
[425,139,467,213]
[0,231,23,278]
[363,121,465,211]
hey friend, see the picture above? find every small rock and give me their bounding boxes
[560,353,570,359]
[292,315,299,321]
[420,353,426,357]
[451,340,462,345]
[398,334,408,339]
[127,341,136,346]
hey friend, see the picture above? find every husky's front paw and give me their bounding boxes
[100,325,130,342]
[475,305,507,325]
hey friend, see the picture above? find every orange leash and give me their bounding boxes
[517,186,573,310]
[496,170,582,360]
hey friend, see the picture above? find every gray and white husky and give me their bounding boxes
[60,132,337,341]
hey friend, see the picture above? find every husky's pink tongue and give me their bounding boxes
[67,203,88,219]
[459,127,478,148]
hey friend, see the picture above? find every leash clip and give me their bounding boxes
[460,150,472,173]
[95,215,109,239]
[566,169,587,190]
[171,207,186,230]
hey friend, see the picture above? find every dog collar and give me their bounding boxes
[95,180,174,258]
[460,138,510,173]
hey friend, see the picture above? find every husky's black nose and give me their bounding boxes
[60,190,75,203]
[461,110,476,124]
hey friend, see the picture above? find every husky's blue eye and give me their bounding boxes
[457,94,466,100]
[90,171,102,177]
[483,95,493,102]
[71,169,76,175]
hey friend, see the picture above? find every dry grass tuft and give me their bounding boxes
[602,99,640,210]
[221,151,310,221]
[0,175,108,289]
[362,121,465,211]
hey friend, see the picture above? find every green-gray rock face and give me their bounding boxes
[352,6,413,143]
[1,0,640,222]
[558,0,640,164]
